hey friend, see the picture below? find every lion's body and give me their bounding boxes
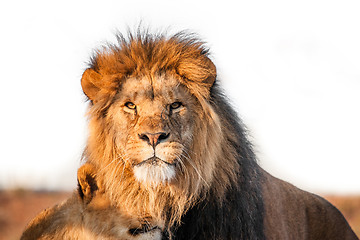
[21,193,102,240]
[262,171,356,239]
[21,164,162,240]
[173,168,356,239]
[81,31,358,239]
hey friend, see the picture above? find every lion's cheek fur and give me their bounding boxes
[187,101,231,193]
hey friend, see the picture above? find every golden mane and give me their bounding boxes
[82,32,238,230]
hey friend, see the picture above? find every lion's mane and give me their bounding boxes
[81,30,265,239]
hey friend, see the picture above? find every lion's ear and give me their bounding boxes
[200,57,217,86]
[81,68,103,101]
[77,163,99,203]
[203,57,217,86]
[177,56,217,99]
[178,57,216,85]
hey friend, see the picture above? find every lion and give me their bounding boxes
[80,30,358,239]
[20,163,162,240]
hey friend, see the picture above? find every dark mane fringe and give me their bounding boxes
[172,83,265,239]
[87,29,210,75]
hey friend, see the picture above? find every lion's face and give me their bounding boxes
[106,73,198,185]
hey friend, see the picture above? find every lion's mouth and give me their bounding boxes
[135,156,175,167]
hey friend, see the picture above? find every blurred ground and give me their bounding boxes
[0,190,358,239]
[324,195,360,237]
[0,190,71,240]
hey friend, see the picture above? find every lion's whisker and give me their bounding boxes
[99,152,126,174]
[174,155,188,179]
[99,158,117,174]
[179,151,210,189]
[118,157,128,181]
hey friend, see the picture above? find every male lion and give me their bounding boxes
[81,30,358,239]
[21,163,162,240]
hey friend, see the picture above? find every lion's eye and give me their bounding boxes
[125,102,136,110]
[170,102,182,110]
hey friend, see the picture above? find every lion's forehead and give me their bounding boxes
[120,74,184,102]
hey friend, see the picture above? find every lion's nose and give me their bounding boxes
[138,132,170,148]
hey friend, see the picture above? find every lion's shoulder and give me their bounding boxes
[21,194,82,240]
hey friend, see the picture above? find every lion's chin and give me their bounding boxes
[133,158,176,186]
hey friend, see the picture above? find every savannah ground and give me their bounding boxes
[0,190,358,240]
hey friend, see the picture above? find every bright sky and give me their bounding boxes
[0,0,359,194]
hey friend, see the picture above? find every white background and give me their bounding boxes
[0,0,359,194]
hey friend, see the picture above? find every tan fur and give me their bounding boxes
[20,163,162,240]
[81,31,358,239]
